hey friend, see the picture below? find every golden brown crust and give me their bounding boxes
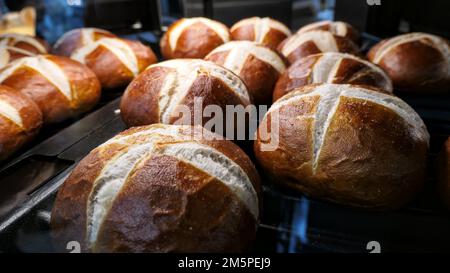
[278,34,360,64]
[273,53,393,101]
[160,19,229,59]
[82,39,157,89]
[51,124,261,252]
[205,45,285,105]
[0,34,49,54]
[297,21,360,43]
[0,85,42,161]
[255,84,428,210]
[52,28,116,57]
[230,18,290,50]
[438,138,450,209]
[0,55,101,124]
[367,35,450,93]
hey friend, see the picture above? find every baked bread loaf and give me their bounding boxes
[0,55,101,124]
[51,124,261,252]
[255,84,429,209]
[0,85,42,161]
[367,33,450,93]
[230,17,291,50]
[438,137,450,209]
[160,17,230,59]
[0,33,49,55]
[206,41,286,105]
[120,59,251,128]
[52,28,116,56]
[69,37,157,89]
[0,45,36,67]
[296,21,360,43]
[273,52,393,101]
[278,30,360,64]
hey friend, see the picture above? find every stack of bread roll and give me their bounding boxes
[0,16,444,252]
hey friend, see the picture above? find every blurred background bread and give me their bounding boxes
[0,85,42,161]
[0,55,101,124]
[296,20,360,43]
[368,33,450,94]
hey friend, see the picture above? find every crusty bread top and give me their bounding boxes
[0,97,23,127]
[372,33,450,72]
[0,55,72,100]
[207,41,286,74]
[280,30,340,57]
[304,52,392,90]
[71,37,140,76]
[297,20,350,37]
[269,84,429,170]
[0,33,47,54]
[86,124,259,248]
[147,59,250,123]
[53,28,113,50]
[168,17,230,50]
[0,45,36,67]
[231,17,291,42]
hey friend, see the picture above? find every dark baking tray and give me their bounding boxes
[0,34,449,253]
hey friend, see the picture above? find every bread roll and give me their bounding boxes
[255,84,429,209]
[438,137,450,209]
[0,33,49,55]
[0,55,101,124]
[0,45,36,67]
[230,17,291,50]
[273,52,393,101]
[52,28,116,56]
[206,41,286,105]
[278,30,359,64]
[367,33,450,93]
[69,37,157,89]
[120,59,251,128]
[297,21,360,43]
[0,85,42,161]
[160,17,230,59]
[51,124,261,253]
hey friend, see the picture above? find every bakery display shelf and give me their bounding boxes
[0,33,449,253]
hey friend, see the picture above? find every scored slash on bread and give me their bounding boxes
[230,17,291,50]
[161,17,230,59]
[206,41,286,105]
[278,30,360,64]
[296,20,360,43]
[120,59,251,127]
[0,55,101,124]
[273,52,393,101]
[51,124,261,252]
[255,84,429,209]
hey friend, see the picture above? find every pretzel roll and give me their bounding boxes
[273,53,393,101]
[255,84,429,209]
[230,17,291,50]
[51,124,261,252]
[206,41,286,105]
[278,30,359,64]
[0,85,43,161]
[160,17,230,59]
[0,45,36,68]
[0,33,49,55]
[52,28,116,56]
[438,137,450,209]
[120,59,251,129]
[70,37,157,89]
[297,21,360,43]
[368,33,450,93]
[0,55,101,124]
